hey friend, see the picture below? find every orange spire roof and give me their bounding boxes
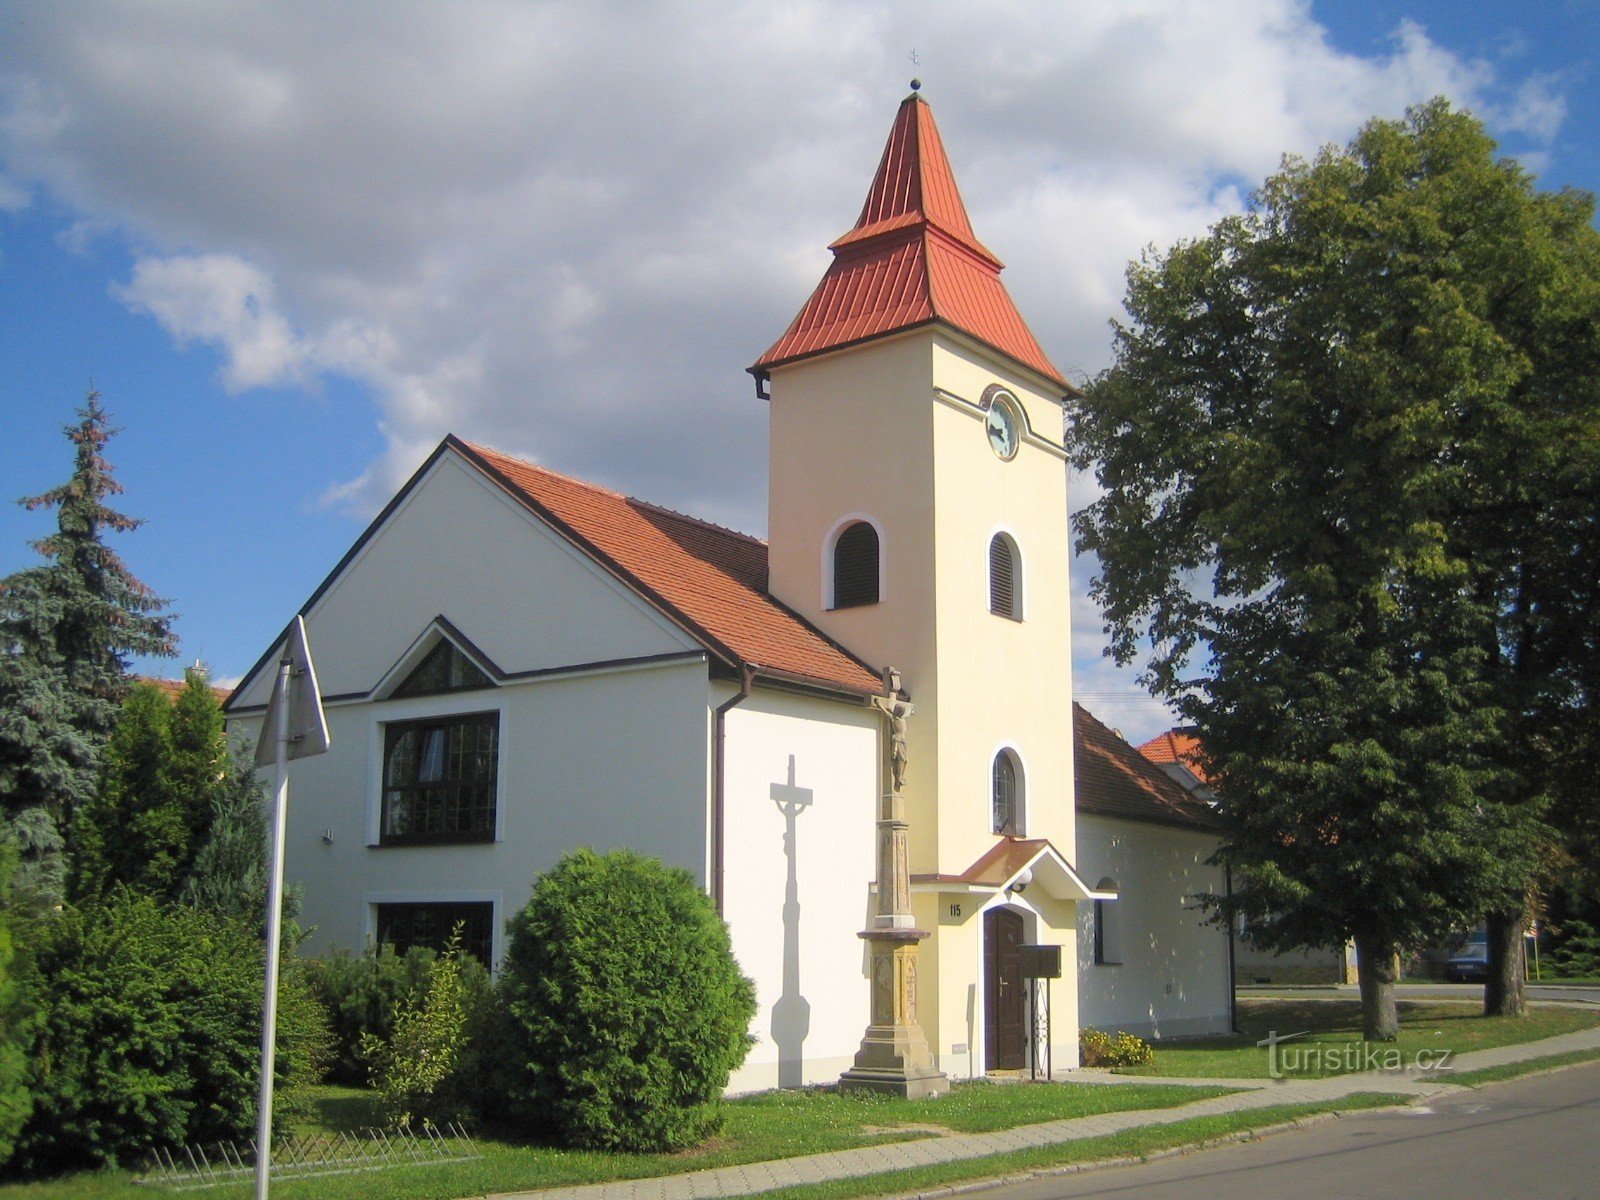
[753,92,1065,389]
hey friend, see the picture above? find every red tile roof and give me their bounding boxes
[1076,705,1219,832]
[1136,728,1212,786]
[455,439,885,696]
[141,676,232,705]
[752,93,1066,390]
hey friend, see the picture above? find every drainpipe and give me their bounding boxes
[711,665,756,916]
[1224,865,1238,1035]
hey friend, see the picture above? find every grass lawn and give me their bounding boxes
[0,1078,1236,1200]
[1112,998,1600,1079]
[1446,1047,1600,1087]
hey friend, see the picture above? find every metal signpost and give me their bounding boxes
[252,616,330,1200]
[1019,944,1061,1081]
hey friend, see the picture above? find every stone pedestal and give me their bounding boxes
[839,930,947,1098]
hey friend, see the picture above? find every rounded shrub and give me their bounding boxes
[498,848,755,1151]
[1078,1027,1155,1068]
[10,893,329,1175]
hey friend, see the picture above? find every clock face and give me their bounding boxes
[985,396,1020,460]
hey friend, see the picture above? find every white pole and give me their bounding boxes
[254,658,292,1200]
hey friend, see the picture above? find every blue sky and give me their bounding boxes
[1,1,1595,742]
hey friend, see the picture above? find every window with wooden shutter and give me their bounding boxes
[989,533,1020,619]
[832,521,880,609]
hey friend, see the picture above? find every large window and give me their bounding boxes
[831,521,880,609]
[989,533,1021,620]
[992,749,1022,836]
[381,712,499,844]
[374,900,494,965]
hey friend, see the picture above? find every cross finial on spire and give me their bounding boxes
[909,48,921,92]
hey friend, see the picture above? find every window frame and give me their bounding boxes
[366,890,502,967]
[987,530,1023,621]
[366,691,507,847]
[1092,878,1122,965]
[822,514,886,611]
[991,746,1025,836]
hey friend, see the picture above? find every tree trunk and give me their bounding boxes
[1354,931,1399,1041]
[1484,909,1527,1017]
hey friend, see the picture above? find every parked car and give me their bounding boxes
[1446,941,1490,982]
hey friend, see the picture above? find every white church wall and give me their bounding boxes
[1075,815,1232,1040]
[233,655,712,967]
[719,686,879,1093]
[230,449,700,710]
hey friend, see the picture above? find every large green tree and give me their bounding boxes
[0,395,173,905]
[1071,100,1600,1038]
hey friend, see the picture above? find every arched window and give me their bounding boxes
[989,533,1021,620]
[992,749,1022,835]
[831,521,880,609]
[1093,878,1122,965]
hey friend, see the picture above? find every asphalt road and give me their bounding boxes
[1238,983,1600,1006]
[979,1062,1600,1200]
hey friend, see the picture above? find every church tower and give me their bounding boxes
[753,89,1086,1077]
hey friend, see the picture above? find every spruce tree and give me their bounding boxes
[0,394,173,906]
[166,668,228,869]
[71,682,180,900]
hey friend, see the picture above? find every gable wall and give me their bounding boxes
[719,685,879,1092]
[231,451,698,709]
[1075,814,1232,1039]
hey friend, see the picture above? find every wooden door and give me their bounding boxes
[984,907,1027,1070]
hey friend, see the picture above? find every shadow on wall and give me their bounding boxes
[770,754,812,1088]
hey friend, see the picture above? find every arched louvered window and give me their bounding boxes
[992,749,1022,836]
[989,533,1021,620]
[831,521,880,609]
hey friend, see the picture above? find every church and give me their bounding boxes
[225,89,1230,1094]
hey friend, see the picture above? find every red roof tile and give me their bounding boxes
[141,676,232,705]
[456,439,885,696]
[1077,705,1219,831]
[1136,728,1213,786]
[753,93,1066,389]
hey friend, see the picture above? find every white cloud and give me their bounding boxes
[0,174,25,212]
[114,254,314,391]
[0,0,1571,718]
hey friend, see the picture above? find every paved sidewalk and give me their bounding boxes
[493,1025,1600,1200]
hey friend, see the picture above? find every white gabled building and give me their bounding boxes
[227,89,1230,1093]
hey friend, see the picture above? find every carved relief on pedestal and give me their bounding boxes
[872,952,894,1025]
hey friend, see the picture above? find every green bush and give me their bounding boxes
[302,943,452,1085]
[9,893,329,1175]
[1547,919,1600,978]
[361,931,476,1129]
[1079,1028,1155,1068]
[0,837,33,1166]
[498,848,756,1151]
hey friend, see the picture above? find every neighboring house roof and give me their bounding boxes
[141,676,232,705]
[1136,727,1212,786]
[751,91,1067,390]
[454,439,886,697]
[1075,704,1220,833]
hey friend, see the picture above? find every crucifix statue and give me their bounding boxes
[840,666,947,1098]
[871,668,913,794]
